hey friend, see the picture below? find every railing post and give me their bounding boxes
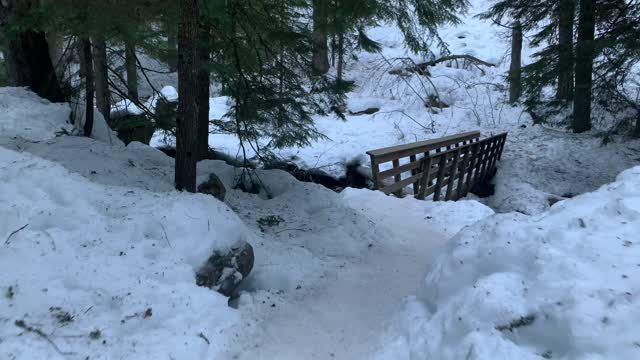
[433,153,448,201]
[392,158,402,197]
[445,148,462,200]
[416,156,433,200]
[370,156,380,190]
[456,146,471,199]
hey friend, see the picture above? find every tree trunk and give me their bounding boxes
[337,32,344,81]
[5,31,65,102]
[125,39,139,102]
[557,0,575,102]
[47,32,65,82]
[1,1,64,102]
[93,34,110,124]
[509,22,523,104]
[311,0,329,75]
[176,0,200,192]
[572,0,595,133]
[197,23,210,160]
[164,20,178,72]
[81,38,95,137]
[634,114,640,138]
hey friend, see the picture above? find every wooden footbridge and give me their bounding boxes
[367,131,507,201]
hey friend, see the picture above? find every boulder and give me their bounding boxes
[196,242,254,297]
[198,173,226,201]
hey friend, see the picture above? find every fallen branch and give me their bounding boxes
[390,55,496,76]
[5,224,28,245]
[14,320,75,356]
[417,55,496,69]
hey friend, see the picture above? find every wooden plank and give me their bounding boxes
[366,131,480,163]
[370,157,381,190]
[487,137,500,175]
[474,140,486,182]
[456,146,471,199]
[445,148,462,200]
[392,159,402,197]
[480,139,494,179]
[433,153,449,201]
[409,154,419,193]
[463,143,479,196]
[488,137,500,174]
[497,133,507,160]
[380,172,423,195]
[416,156,433,200]
[378,160,422,180]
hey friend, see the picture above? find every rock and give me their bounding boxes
[198,173,226,202]
[196,242,254,297]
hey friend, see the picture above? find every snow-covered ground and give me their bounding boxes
[1,86,494,359]
[378,166,640,360]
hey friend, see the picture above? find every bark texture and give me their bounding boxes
[5,31,65,102]
[93,34,110,124]
[509,22,523,104]
[572,0,595,133]
[197,23,210,160]
[175,0,200,192]
[81,38,95,137]
[125,39,139,101]
[557,0,575,102]
[311,0,330,75]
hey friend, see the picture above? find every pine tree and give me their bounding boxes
[175,0,200,192]
[93,33,110,123]
[312,0,330,75]
[509,21,522,103]
[572,0,595,132]
[557,0,575,102]
[80,37,95,136]
[125,39,139,102]
[0,1,64,102]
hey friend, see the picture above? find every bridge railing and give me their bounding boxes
[367,131,507,201]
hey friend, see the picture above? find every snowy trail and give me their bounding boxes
[225,237,445,360]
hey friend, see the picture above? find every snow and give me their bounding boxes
[0,89,252,359]
[3,0,640,358]
[377,166,640,360]
[0,146,250,359]
[0,87,499,359]
[0,87,72,141]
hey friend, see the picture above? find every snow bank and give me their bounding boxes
[342,188,494,241]
[0,87,72,141]
[0,147,249,359]
[378,166,640,360]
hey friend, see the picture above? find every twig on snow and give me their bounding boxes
[4,224,28,245]
[14,320,75,356]
[198,332,210,345]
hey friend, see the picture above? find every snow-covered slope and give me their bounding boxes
[0,87,72,141]
[1,87,499,359]
[0,146,251,359]
[0,89,254,359]
[378,166,640,360]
